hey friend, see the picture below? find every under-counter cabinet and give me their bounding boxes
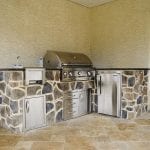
[63,90,88,120]
[24,95,46,131]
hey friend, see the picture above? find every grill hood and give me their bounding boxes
[43,51,92,69]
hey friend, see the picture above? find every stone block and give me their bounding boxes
[133,92,139,99]
[144,76,148,82]
[142,87,147,95]
[27,86,41,96]
[123,93,134,100]
[54,87,63,100]
[1,118,6,128]
[55,71,60,81]
[122,88,133,92]
[46,103,54,113]
[143,95,148,103]
[57,83,69,91]
[128,112,135,119]
[6,86,11,97]
[56,110,63,122]
[128,101,135,106]
[122,110,127,119]
[0,82,6,93]
[134,83,140,93]
[9,82,19,88]
[46,94,53,101]
[10,126,21,133]
[76,82,84,89]
[126,107,133,111]
[122,75,128,85]
[0,72,3,81]
[4,72,11,82]
[11,89,25,100]
[137,96,142,104]
[10,100,18,114]
[46,71,54,80]
[138,71,144,84]
[19,99,23,108]
[136,108,142,117]
[46,111,55,125]
[56,101,63,111]
[7,115,22,126]
[6,106,11,116]
[144,70,148,76]
[3,96,10,105]
[42,82,53,94]
[70,82,76,90]
[121,101,127,108]
[0,96,2,104]
[128,77,135,87]
[0,106,7,117]
[12,72,23,81]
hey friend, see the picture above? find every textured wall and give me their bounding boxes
[91,0,150,68]
[0,0,91,68]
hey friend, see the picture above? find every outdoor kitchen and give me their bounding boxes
[0,0,150,149]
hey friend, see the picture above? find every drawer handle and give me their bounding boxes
[26,101,30,113]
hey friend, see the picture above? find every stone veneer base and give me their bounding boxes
[0,70,95,133]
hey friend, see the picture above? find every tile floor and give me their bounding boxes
[0,113,150,150]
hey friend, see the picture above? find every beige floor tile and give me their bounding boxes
[15,141,33,150]
[0,113,149,150]
[135,119,150,125]
[31,142,64,150]
[127,142,150,150]
[0,135,21,147]
[64,144,96,150]
[0,147,15,150]
[93,142,128,150]
[22,130,51,141]
[50,134,66,142]
[107,130,141,141]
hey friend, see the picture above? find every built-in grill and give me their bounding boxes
[44,51,94,81]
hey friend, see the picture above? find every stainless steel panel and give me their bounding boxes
[25,96,46,130]
[97,72,121,117]
[63,90,88,120]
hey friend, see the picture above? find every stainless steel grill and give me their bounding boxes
[44,51,94,81]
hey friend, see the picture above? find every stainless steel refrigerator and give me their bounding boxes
[96,71,121,117]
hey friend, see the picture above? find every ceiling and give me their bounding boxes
[69,0,114,7]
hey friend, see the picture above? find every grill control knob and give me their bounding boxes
[87,71,91,76]
[63,72,67,77]
[78,71,81,75]
[69,72,73,77]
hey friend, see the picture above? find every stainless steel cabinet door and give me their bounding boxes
[78,91,87,116]
[25,96,46,130]
[98,73,121,117]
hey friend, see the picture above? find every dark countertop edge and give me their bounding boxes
[0,68,150,71]
[0,68,25,71]
[95,68,150,70]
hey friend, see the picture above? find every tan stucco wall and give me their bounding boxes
[0,0,91,68]
[91,0,150,68]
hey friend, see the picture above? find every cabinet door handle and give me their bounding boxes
[26,101,30,113]
[100,76,102,94]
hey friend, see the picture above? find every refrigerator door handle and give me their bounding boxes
[100,76,101,94]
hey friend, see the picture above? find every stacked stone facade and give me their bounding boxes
[0,71,24,132]
[121,70,149,119]
[0,69,149,133]
[0,70,95,133]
